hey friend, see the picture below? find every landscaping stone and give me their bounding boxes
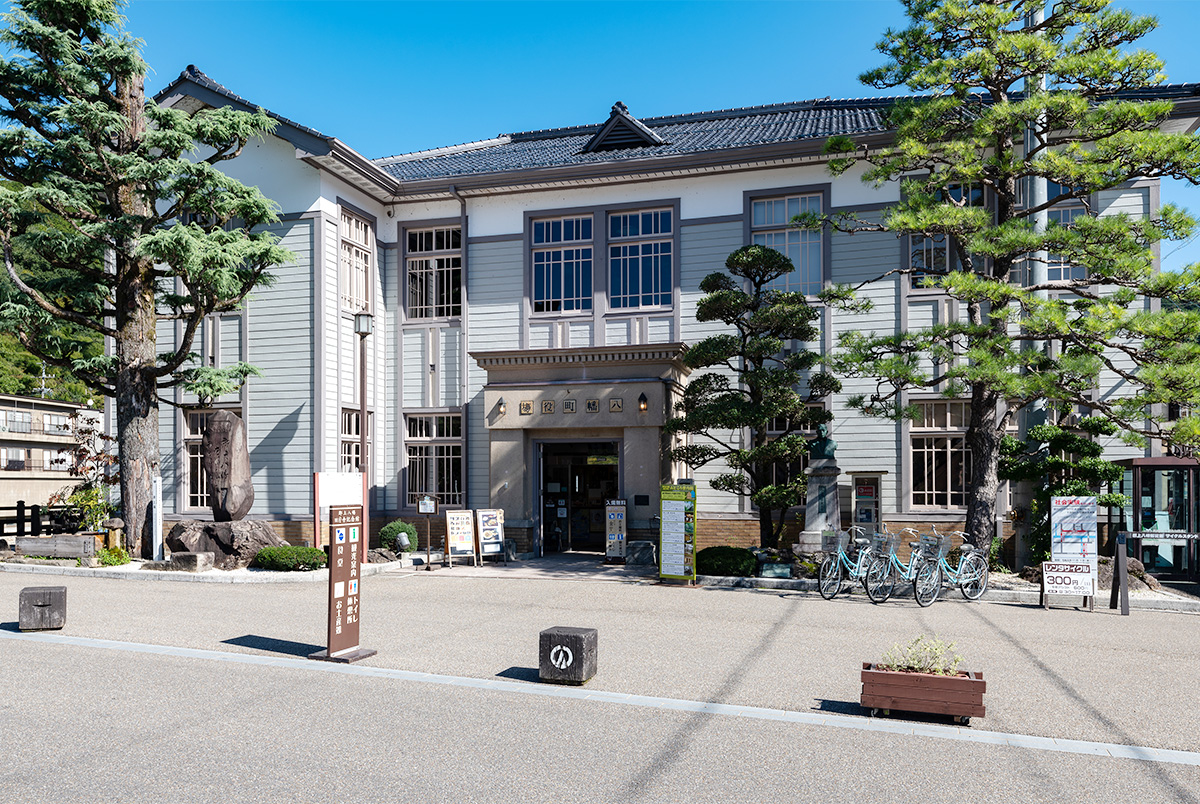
[166,520,286,570]
[539,625,598,685]
[367,548,398,563]
[19,586,66,631]
[202,410,254,521]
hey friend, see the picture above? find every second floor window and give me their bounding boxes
[532,215,593,314]
[750,194,822,295]
[408,226,462,318]
[340,210,372,312]
[609,209,673,309]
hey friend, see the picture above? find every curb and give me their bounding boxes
[693,574,1200,613]
[0,560,408,584]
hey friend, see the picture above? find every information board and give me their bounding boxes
[446,510,476,559]
[660,484,697,581]
[477,509,505,556]
[605,499,627,563]
[327,505,363,657]
[1047,496,1098,602]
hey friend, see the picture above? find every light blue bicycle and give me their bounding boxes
[818,526,882,599]
[927,526,989,601]
[863,524,942,607]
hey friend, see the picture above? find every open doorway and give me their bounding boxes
[540,441,619,553]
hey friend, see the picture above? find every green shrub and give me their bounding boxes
[696,545,756,577]
[253,545,328,572]
[378,520,418,551]
[97,546,130,566]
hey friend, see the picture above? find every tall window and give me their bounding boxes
[1046,205,1087,282]
[407,226,462,318]
[340,409,372,473]
[532,215,593,313]
[406,413,462,506]
[911,400,972,508]
[184,410,213,510]
[750,194,822,295]
[609,209,673,309]
[340,210,372,312]
[910,184,986,288]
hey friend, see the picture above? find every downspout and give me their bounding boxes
[448,185,470,508]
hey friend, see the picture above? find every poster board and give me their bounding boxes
[446,510,476,562]
[605,499,627,563]
[1046,496,1098,605]
[476,509,505,558]
[660,484,697,581]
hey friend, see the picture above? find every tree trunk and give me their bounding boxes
[759,508,779,550]
[964,385,1003,553]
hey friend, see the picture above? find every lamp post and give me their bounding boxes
[354,312,373,559]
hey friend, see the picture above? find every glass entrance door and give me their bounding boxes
[540,442,619,553]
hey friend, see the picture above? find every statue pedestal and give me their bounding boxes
[796,457,841,552]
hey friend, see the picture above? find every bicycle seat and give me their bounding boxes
[908,542,921,549]
[854,538,869,546]
[960,544,976,553]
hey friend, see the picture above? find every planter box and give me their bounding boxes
[860,662,985,723]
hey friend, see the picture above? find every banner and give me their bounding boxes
[660,484,697,581]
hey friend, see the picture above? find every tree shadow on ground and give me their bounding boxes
[222,634,322,656]
[0,621,19,632]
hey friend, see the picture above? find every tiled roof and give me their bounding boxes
[374,98,893,182]
[158,66,333,144]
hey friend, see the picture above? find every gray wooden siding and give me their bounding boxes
[321,216,340,472]
[382,246,399,513]
[403,329,427,408]
[466,239,522,509]
[680,220,745,514]
[247,219,314,515]
[441,327,463,407]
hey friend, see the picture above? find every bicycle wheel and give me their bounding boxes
[959,552,989,601]
[914,560,941,607]
[818,556,843,599]
[865,557,896,604]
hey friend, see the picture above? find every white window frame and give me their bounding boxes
[911,400,972,509]
[531,215,593,315]
[340,209,372,312]
[407,226,462,319]
[405,412,463,507]
[183,408,241,512]
[340,409,373,473]
[608,208,673,310]
[749,193,823,296]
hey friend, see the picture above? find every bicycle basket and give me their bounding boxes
[871,532,895,555]
[921,534,947,560]
[822,530,851,552]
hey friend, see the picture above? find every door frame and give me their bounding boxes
[534,437,623,557]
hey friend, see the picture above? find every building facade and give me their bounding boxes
[149,67,1200,563]
[0,393,99,509]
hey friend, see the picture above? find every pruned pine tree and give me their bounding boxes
[0,0,289,555]
[666,244,845,550]
[803,0,1200,550]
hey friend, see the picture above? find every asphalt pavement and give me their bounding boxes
[1,556,1198,803]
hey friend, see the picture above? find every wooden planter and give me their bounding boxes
[860,662,985,724]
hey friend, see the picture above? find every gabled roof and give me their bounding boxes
[582,102,666,152]
[155,66,401,202]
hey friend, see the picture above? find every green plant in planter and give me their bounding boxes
[97,546,130,566]
[378,520,418,552]
[878,635,962,676]
[696,545,756,577]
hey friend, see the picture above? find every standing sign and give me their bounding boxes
[605,499,627,564]
[310,472,375,663]
[660,484,697,581]
[477,509,505,560]
[446,509,477,563]
[1044,496,1099,608]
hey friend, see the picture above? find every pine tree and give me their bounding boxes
[0,0,289,554]
[807,0,1200,550]
[665,245,843,549]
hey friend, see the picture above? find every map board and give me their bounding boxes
[660,484,697,581]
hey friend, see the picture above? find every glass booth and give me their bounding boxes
[1113,457,1200,580]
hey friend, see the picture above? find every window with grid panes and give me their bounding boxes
[609,209,672,309]
[184,410,225,510]
[911,400,972,508]
[910,184,986,288]
[340,210,372,312]
[532,216,593,313]
[406,413,462,506]
[407,226,462,318]
[1,410,32,434]
[340,409,373,473]
[750,194,822,295]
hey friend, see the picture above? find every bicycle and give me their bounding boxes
[817,525,879,600]
[928,526,989,601]
[864,524,942,606]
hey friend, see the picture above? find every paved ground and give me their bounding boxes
[1,556,1198,803]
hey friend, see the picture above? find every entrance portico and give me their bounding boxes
[473,344,690,556]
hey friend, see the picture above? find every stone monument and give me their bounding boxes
[166,410,286,569]
[796,423,842,552]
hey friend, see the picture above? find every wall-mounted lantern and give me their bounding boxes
[638,392,648,412]
[498,398,507,416]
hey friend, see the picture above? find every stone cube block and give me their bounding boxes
[539,626,597,685]
[19,586,66,631]
[171,552,214,572]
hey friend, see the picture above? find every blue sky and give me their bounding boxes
[121,0,1200,267]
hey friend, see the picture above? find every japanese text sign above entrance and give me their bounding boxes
[660,484,696,581]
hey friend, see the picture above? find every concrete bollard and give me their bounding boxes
[539,626,597,685]
[19,586,66,631]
